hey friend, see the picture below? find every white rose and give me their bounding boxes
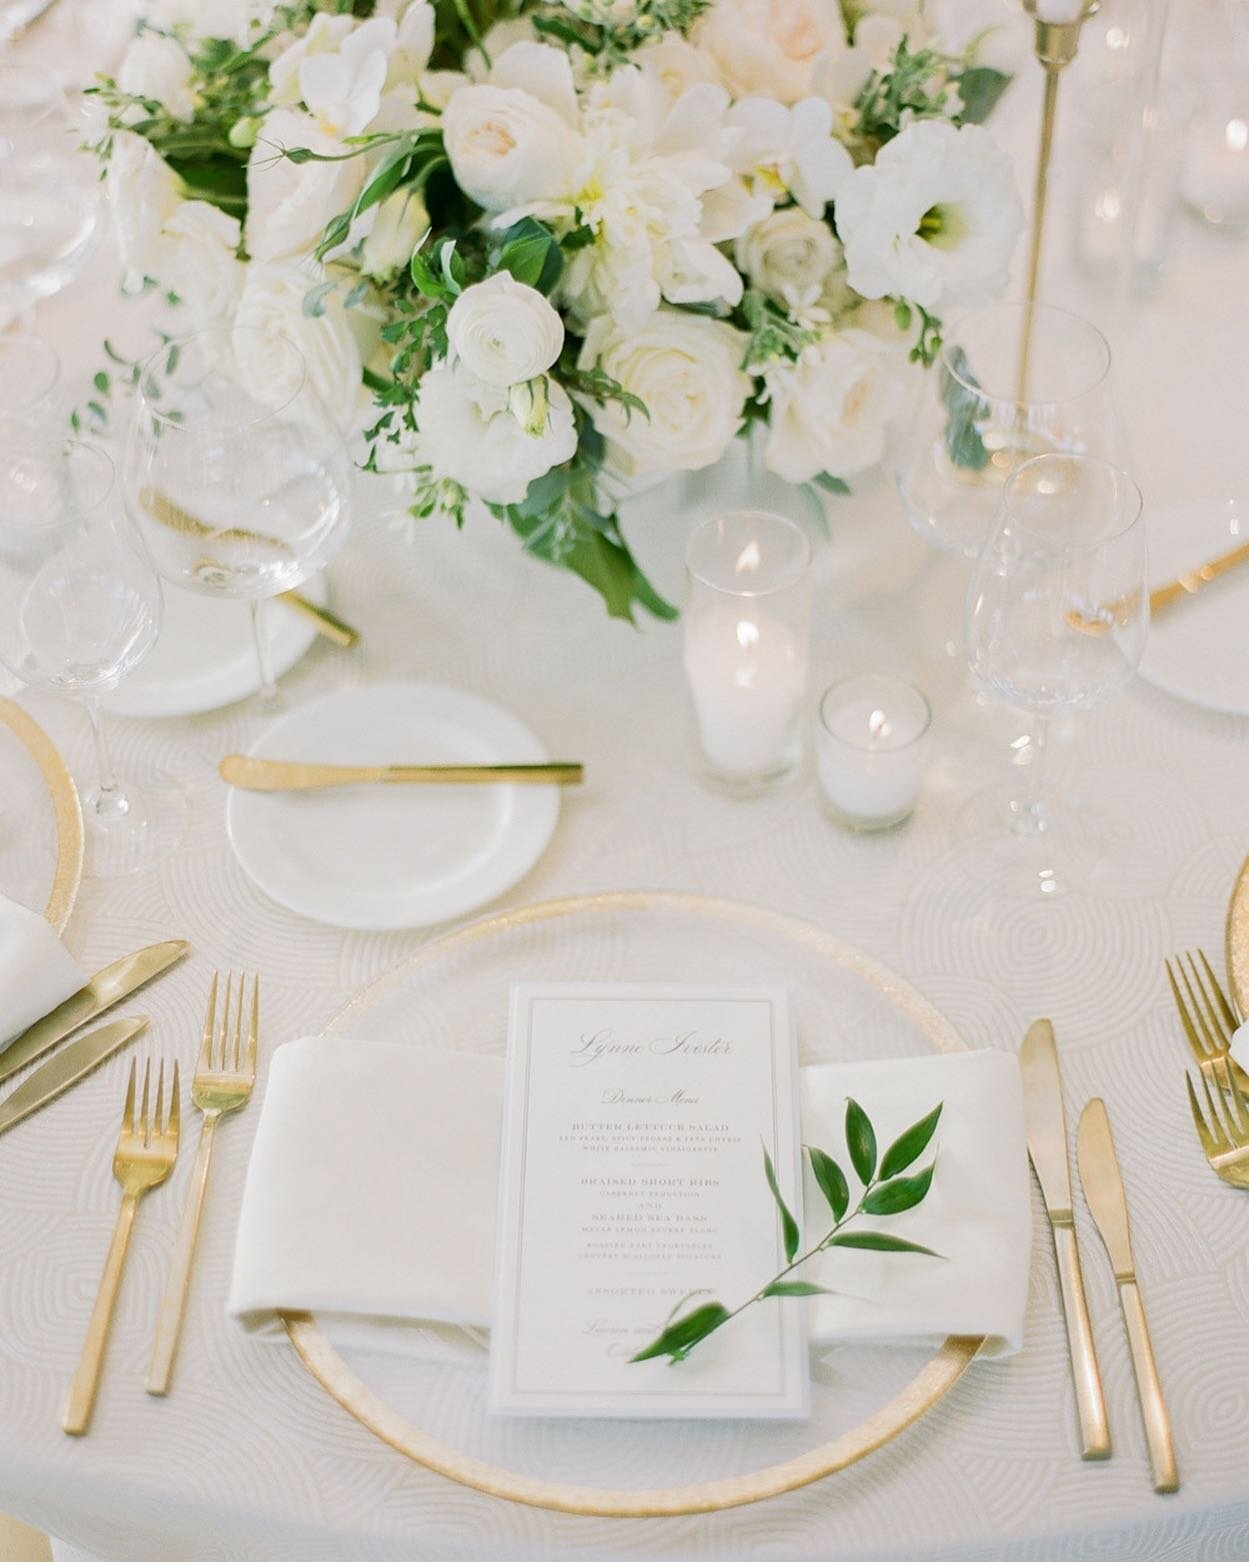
[442,62,582,213]
[117,33,196,122]
[834,119,1023,309]
[106,132,183,289]
[763,331,902,483]
[234,258,366,433]
[409,363,578,505]
[245,108,365,263]
[159,201,243,330]
[735,205,840,302]
[578,310,752,478]
[359,188,429,280]
[446,272,564,388]
[691,0,846,104]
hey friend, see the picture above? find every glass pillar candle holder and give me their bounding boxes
[817,675,932,832]
[683,510,812,795]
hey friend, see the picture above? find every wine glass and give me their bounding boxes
[0,332,59,433]
[124,328,354,711]
[0,439,179,876]
[964,453,1148,894]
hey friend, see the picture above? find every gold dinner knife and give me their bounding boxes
[1077,1098,1179,1494]
[219,756,584,790]
[0,1018,148,1137]
[1020,1019,1110,1460]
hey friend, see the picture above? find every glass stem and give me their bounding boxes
[1013,712,1051,838]
[249,599,278,704]
[83,695,129,822]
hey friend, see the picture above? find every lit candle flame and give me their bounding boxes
[734,541,762,575]
[867,707,892,742]
[1227,118,1248,153]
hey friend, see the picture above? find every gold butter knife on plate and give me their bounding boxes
[219,756,585,791]
[0,941,188,1086]
[1020,1018,1110,1460]
[1077,1098,1179,1494]
[0,1018,148,1137]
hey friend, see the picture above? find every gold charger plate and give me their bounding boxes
[284,891,984,1517]
[0,695,83,932]
[1226,856,1249,1019]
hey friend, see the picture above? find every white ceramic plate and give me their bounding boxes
[102,576,328,718]
[1139,497,1249,715]
[226,681,560,930]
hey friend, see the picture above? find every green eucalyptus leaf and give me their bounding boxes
[940,345,989,470]
[958,66,1011,125]
[861,1162,935,1216]
[813,472,850,495]
[845,1098,877,1186]
[879,1103,943,1180]
[762,1144,801,1264]
[826,1231,941,1257]
[629,1301,732,1363]
[807,1146,849,1223]
[760,1279,830,1299]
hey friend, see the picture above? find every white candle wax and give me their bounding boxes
[684,604,806,776]
[1034,0,1085,23]
[817,691,929,826]
[1181,114,1249,222]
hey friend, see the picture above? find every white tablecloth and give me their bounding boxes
[3,10,1249,1560]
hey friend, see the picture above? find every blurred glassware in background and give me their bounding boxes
[0,333,60,434]
[1174,0,1249,232]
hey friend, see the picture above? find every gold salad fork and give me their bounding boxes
[146,972,258,1396]
[64,1059,180,1435]
[1186,1067,1249,1190]
[1164,951,1249,1092]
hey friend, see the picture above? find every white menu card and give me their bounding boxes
[490,983,807,1419]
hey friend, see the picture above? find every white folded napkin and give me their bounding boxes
[0,893,86,1052]
[1231,1022,1249,1075]
[229,1040,1030,1360]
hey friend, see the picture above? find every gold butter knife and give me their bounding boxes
[219,756,584,791]
[1020,1019,1110,1460]
[0,1017,148,1136]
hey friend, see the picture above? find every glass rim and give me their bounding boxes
[818,674,933,752]
[0,333,60,415]
[1000,453,1144,551]
[137,326,309,430]
[686,509,813,598]
[1,439,116,531]
[940,300,1113,410]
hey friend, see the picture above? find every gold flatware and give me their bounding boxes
[1068,538,1249,636]
[1020,1018,1110,1460]
[146,973,258,1397]
[219,755,585,791]
[0,1017,147,1137]
[139,489,360,649]
[0,940,189,1086]
[1185,1067,1249,1190]
[1076,1098,1179,1494]
[1164,950,1249,1093]
[63,1058,180,1436]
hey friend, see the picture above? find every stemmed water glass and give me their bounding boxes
[964,453,1149,895]
[123,327,354,711]
[0,439,179,876]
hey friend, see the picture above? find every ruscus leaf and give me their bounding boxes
[629,1301,731,1363]
[807,1146,849,1223]
[826,1232,942,1258]
[760,1280,830,1299]
[879,1102,943,1180]
[861,1163,935,1216]
[762,1144,800,1264]
[845,1098,877,1186]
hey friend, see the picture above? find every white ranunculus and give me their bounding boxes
[106,132,183,289]
[728,95,854,218]
[763,331,903,483]
[835,120,1023,309]
[234,258,366,432]
[735,205,840,303]
[117,33,196,122]
[691,0,846,104]
[298,16,396,137]
[446,272,564,388]
[269,13,354,105]
[578,310,751,478]
[159,201,243,330]
[245,108,366,263]
[359,188,429,280]
[409,363,578,505]
[441,67,582,214]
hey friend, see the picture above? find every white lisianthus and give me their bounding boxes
[691,0,846,104]
[736,205,840,303]
[117,33,196,122]
[269,13,354,105]
[245,108,366,263]
[359,188,429,280]
[409,363,578,505]
[728,95,853,218]
[297,16,396,137]
[234,258,367,432]
[834,120,1023,309]
[159,201,243,329]
[446,272,564,388]
[763,331,903,483]
[578,310,751,478]
[106,132,183,289]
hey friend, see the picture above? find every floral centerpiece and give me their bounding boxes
[86,0,1023,620]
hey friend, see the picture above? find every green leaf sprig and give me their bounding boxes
[631,1098,943,1366]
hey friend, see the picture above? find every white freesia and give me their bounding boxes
[578,310,751,477]
[834,120,1023,309]
[691,0,846,104]
[246,108,366,263]
[446,272,564,388]
[359,188,429,280]
[117,33,196,122]
[735,205,840,304]
[269,13,354,105]
[407,363,578,505]
[763,330,903,483]
[106,132,183,289]
[159,201,243,329]
[386,1,436,85]
[728,96,854,218]
[298,16,396,137]
[234,258,367,432]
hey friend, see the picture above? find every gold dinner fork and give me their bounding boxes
[63,1059,180,1435]
[1164,951,1249,1092]
[1186,1067,1249,1190]
[146,972,258,1396]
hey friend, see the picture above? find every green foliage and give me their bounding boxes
[940,344,990,470]
[957,66,1011,125]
